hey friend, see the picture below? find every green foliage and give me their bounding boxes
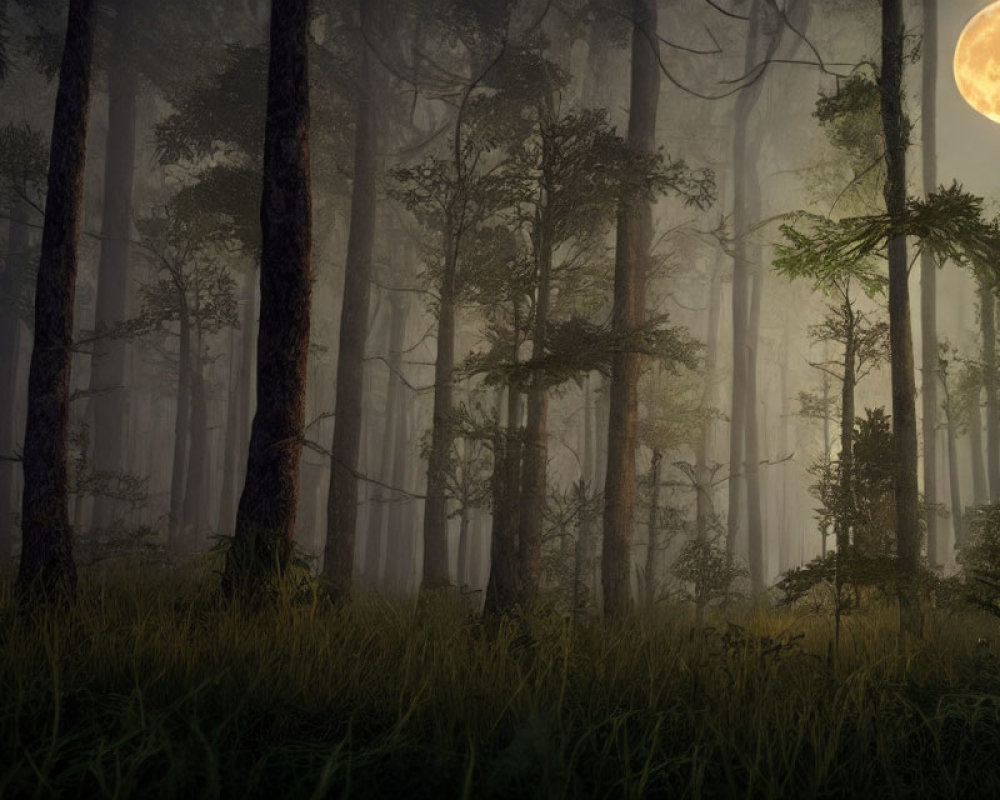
[957,505,1000,615]
[673,536,746,610]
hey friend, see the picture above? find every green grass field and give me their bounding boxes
[3,566,1000,798]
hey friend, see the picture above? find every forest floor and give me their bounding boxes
[2,564,1000,798]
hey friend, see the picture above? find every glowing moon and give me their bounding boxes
[955,2,1000,123]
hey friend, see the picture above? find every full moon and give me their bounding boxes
[955,1,1000,123]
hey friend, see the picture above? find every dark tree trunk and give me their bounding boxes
[644,449,661,609]
[921,0,939,567]
[519,199,554,604]
[745,257,764,590]
[168,305,190,553]
[602,0,658,618]
[880,0,922,637]
[696,256,722,541]
[969,390,988,506]
[17,0,97,601]
[222,0,312,601]
[940,375,962,551]
[324,12,376,600]
[182,332,207,546]
[89,0,137,531]
[839,298,857,554]
[421,226,458,591]
[0,199,29,560]
[980,282,999,501]
[484,386,522,617]
[218,323,239,533]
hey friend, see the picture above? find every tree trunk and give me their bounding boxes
[17,0,97,601]
[89,0,137,531]
[519,198,554,604]
[182,330,207,548]
[0,199,29,560]
[484,386,522,617]
[880,0,922,638]
[839,298,857,553]
[745,254,764,590]
[324,13,376,600]
[969,390,988,506]
[696,256,722,541]
[644,449,661,608]
[421,226,458,591]
[168,303,190,553]
[980,281,999,501]
[940,377,962,551]
[602,0,658,618]
[222,0,312,601]
[921,0,939,567]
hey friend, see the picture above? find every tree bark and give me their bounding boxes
[920,0,939,567]
[602,0,658,618]
[421,223,458,590]
[839,297,857,554]
[0,199,29,560]
[485,385,523,616]
[17,0,97,601]
[324,11,376,600]
[644,449,661,608]
[879,0,922,637]
[222,0,312,601]
[980,281,999,501]
[168,303,190,553]
[969,388,988,506]
[182,327,207,546]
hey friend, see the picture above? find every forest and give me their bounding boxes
[5,0,1000,796]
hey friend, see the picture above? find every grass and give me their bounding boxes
[3,565,1000,798]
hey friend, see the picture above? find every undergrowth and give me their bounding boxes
[2,565,1000,798]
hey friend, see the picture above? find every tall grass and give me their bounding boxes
[2,565,1000,798]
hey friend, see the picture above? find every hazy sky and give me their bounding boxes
[938,0,1000,200]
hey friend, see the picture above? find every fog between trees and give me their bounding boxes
[3,0,1000,623]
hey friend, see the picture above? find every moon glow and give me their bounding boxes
[955,2,1000,123]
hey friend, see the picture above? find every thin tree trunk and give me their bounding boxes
[218,323,239,533]
[168,305,191,553]
[421,226,458,591]
[324,8,376,600]
[921,0,939,567]
[980,281,999,500]
[745,252,764,589]
[839,298,857,553]
[484,385,522,616]
[0,199,29,559]
[940,375,962,551]
[17,0,97,601]
[969,390,988,506]
[182,328,207,549]
[644,449,661,608]
[602,0,658,619]
[696,256,722,541]
[880,0,922,638]
[222,0,312,600]
[89,0,137,531]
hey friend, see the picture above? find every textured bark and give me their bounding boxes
[920,0,939,566]
[745,256,764,589]
[0,200,29,560]
[601,0,657,618]
[323,13,376,600]
[940,376,962,550]
[880,0,922,637]
[17,0,97,601]
[89,0,137,531]
[981,282,999,501]
[222,0,312,600]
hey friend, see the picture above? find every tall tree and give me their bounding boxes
[222,0,312,600]
[920,0,940,566]
[323,1,377,601]
[879,0,921,637]
[87,0,137,531]
[602,0,658,618]
[17,0,97,600]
